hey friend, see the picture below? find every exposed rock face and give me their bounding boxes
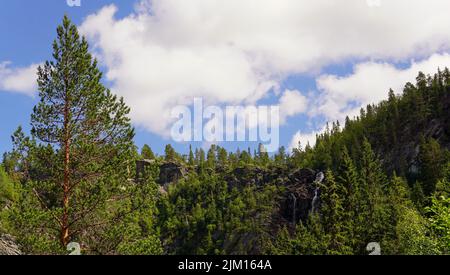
[158,162,187,187]
[282,168,318,223]
[222,165,322,224]
[382,117,450,175]
[136,159,187,187]
[224,166,270,187]
[0,234,21,255]
[154,160,323,225]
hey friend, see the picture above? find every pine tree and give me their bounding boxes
[27,16,136,249]
[337,147,369,253]
[418,137,445,196]
[217,147,228,167]
[187,145,195,166]
[411,181,426,209]
[141,144,155,160]
[164,144,177,162]
[360,138,389,246]
[390,174,411,207]
[387,89,399,147]
[239,150,252,165]
[206,145,217,168]
[319,170,352,254]
[274,146,287,165]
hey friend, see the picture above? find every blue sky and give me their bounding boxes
[0,1,134,153]
[1,0,449,156]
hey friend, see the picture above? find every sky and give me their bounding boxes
[1,0,450,156]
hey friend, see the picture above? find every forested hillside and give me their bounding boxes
[0,17,449,255]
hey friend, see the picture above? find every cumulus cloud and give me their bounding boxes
[0,62,38,96]
[311,53,450,123]
[289,129,322,152]
[290,53,450,151]
[79,0,450,137]
[278,89,308,124]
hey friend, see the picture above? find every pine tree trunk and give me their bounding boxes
[61,89,71,247]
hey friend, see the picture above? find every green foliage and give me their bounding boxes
[319,170,352,254]
[158,166,278,255]
[1,16,162,255]
[141,144,155,160]
[0,165,18,207]
[389,207,440,255]
[411,181,426,209]
[0,165,20,233]
[427,196,450,252]
[418,137,446,196]
[164,144,178,162]
[269,77,450,255]
[1,15,449,256]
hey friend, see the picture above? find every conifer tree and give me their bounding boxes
[337,148,369,252]
[360,138,389,246]
[206,145,217,168]
[188,145,195,166]
[411,181,426,209]
[418,137,446,196]
[141,144,155,160]
[319,170,351,254]
[164,144,177,162]
[25,16,136,250]
[217,147,228,167]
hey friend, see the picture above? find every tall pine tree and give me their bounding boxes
[29,16,135,249]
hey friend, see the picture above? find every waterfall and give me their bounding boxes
[290,193,297,224]
[311,188,319,214]
[310,172,324,214]
[315,172,324,184]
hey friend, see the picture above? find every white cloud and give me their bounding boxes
[289,53,450,151]
[0,62,38,96]
[311,53,450,123]
[289,129,321,152]
[79,0,450,137]
[279,89,308,124]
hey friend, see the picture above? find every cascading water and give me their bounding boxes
[311,188,319,213]
[315,172,325,184]
[310,172,324,214]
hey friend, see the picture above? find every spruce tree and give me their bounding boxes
[319,170,351,254]
[337,147,369,253]
[360,138,389,246]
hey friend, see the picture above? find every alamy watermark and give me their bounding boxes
[67,0,81,7]
[171,98,280,152]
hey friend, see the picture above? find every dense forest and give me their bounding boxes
[0,16,449,255]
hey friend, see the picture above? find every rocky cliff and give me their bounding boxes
[151,160,323,226]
